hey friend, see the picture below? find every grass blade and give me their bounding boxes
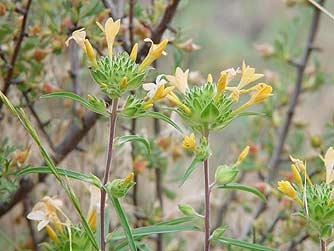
[217,237,277,251]
[110,196,137,251]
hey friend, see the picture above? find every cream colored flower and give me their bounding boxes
[238,61,264,88]
[65,28,87,52]
[166,67,189,94]
[96,17,121,57]
[65,28,97,67]
[324,147,334,184]
[175,39,201,52]
[27,196,63,231]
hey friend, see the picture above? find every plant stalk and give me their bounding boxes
[321,239,327,251]
[203,130,210,251]
[100,98,119,251]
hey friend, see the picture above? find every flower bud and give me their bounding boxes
[210,226,227,240]
[310,135,322,149]
[178,203,196,216]
[105,173,135,198]
[34,49,49,62]
[215,165,238,185]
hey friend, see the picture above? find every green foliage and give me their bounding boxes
[41,92,109,117]
[115,135,151,154]
[215,183,267,203]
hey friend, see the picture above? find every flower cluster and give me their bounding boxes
[166,62,272,134]
[277,147,334,236]
[66,18,168,98]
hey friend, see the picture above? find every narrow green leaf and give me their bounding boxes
[110,224,199,241]
[115,135,150,154]
[155,216,196,226]
[15,166,102,188]
[179,158,201,187]
[41,92,109,117]
[217,237,277,251]
[109,196,136,251]
[136,112,182,133]
[216,183,266,202]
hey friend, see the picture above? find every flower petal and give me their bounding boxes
[37,220,49,231]
[27,211,46,221]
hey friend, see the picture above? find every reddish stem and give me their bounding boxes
[203,130,210,251]
[321,239,327,251]
[100,98,119,251]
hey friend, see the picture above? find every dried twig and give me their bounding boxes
[286,232,309,251]
[129,0,135,47]
[0,0,33,111]
[137,0,181,60]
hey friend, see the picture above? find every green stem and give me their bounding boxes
[100,98,119,251]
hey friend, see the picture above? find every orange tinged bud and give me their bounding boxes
[34,49,49,62]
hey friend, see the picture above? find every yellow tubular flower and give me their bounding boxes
[207,73,213,83]
[217,72,227,93]
[167,92,191,114]
[235,145,250,166]
[45,225,58,241]
[84,39,98,68]
[124,172,134,185]
[238,61,264,88]
[166,67,189,94]
[139,38,168,71]
[182,133,196,151]
[143,103,153,110]
[215,72,227,102]
[130,43,138,61]
[231,83,272,115]
[277,180,303,206]
[87,208,97,231]
[291,164,303,190]
[248,83,272,105]
[120,76,128,90]
[290,156,313,186]
[97,18,121,57]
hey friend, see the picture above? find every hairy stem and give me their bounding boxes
[203,130,210,251]
[100,98,119,251]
